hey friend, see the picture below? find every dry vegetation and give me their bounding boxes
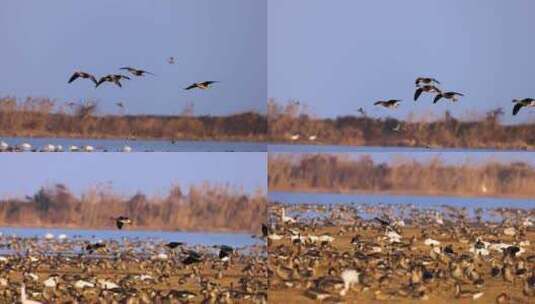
[268,100,535,149]
[0,183,266,232]
[0,96,267,141]
[269,154,535,197]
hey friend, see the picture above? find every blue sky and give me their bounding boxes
[0,153,267,198]
[0,0,266,116]
[268,0,535,124]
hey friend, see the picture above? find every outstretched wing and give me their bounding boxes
[184,84,198,90]
[116,221,123,230]
[68,73,80,83]
[433,94,443,104]
[374,101,382,106]
[414,88,423,101]
[513,103,524,116]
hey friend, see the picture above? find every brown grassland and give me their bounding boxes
[0,96,267,141]
[268,100,535,149]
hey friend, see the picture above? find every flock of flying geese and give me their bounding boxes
[373,77,535,116]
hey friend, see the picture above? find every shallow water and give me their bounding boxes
[269,191,534,209]
[0,227,259,247]
[269,143,530,153]
[0,136,267,152]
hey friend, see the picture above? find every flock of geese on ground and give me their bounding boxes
[0,216,267,303]
[372,77,535,116]
[267,202,534,303]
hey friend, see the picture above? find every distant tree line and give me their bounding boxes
[269,154,535,197]
[0,183,266,232]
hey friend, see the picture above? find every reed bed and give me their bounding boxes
[269,153,535,197]
[0,183,266,232]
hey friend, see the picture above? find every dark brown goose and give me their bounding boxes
[68,71,97,85]
[96,74,131,88]
[512,98,535,116]
[414,85,441,101]
[374,99,401,109]
[433,92,464,104]
[113,216,132,230]
[184,81,219,90]
[415,77,440,87]
[120,67,155,77]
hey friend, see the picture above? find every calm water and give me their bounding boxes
[0,227,259,248]
[269,191,534,209]
[269,143,530,153]
[0,136,266,152]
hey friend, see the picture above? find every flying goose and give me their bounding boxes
[414,85,441,101]
[68,71,97,85]
[120,67,155,77]
[96,74,131,88]
[184,81,219,90]
[374,99,401,109]
[512,98,535,115]
[168,57,176,64]
[433,92,464,104]
[415,77,440,87]
[113,216,132,230]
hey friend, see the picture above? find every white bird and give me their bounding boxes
[74,280,94,289]
[44,233,54,240]
[82,145,94,152]
[308,135,317,141]
[98,279,119,290]
[267,233,283,241]
[424,238,441,247]
[21,284,42,304]
[340,269,360,296]
[19,143,32,151]
[122,145,132,152]
[69,145,80,152]
[42,144,56,152]
[43,276,59,288]
[58,234,67,240]
[503,227,516,236]
[0,141,8,151]
[55,145,64,152]
[289,134,300,141]
[281,208,296,224]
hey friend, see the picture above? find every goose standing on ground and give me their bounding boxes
[96,74,131,88]
[512,98,535,115]
[165,242,184,249]
[374,99,401,109]
[113,216,132,230]
[433,92,464,104]
[68,71,97,85]
[414,85,441,101]
[184,81,219,90]
[120,67,156,77]
[415,77,440,87]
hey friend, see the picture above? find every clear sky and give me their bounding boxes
[0,0,266,116]
[268,0,535,124]
[0,153,266,198]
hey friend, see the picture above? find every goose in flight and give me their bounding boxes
[96,74,130,88]
[415,77,440,87]
[374,99,401,109]
[113,216,132,230]
[68,71,97,85]
[168,57,176,64]
[184,81,219,90]
[414,85,441,101]
[512,98,535,115]
[433,92,464,104]
[120,67,155,77]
